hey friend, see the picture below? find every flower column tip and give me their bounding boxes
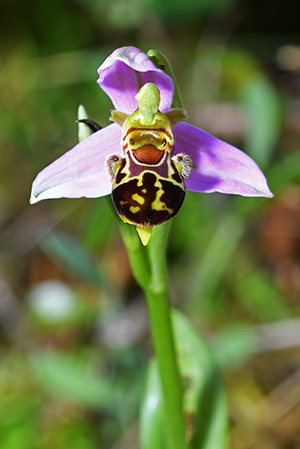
[135,83,160,126]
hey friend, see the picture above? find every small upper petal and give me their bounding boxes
[97,46,174,115]
[173,122,273,198]
[30,123,122,204]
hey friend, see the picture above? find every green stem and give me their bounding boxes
[146,288,187,449]
[120,223,187,449]
[146,225,188,449]
[118,222,150,289]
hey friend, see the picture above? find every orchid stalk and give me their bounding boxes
[30,46,272,449]
[120,222,187,449]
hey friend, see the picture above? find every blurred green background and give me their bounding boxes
[1,0,300,447]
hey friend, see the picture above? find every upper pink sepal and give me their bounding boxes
[97,46,174,115]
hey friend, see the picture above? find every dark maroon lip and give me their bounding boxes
[132,145,164,164]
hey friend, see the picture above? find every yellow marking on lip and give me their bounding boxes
[132,193,145,205]
[137,175,143,187]
[151,187,173,213]
[130,206,140,214]
[152,200,173,212]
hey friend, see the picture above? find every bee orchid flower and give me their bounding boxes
[30,46,273,244]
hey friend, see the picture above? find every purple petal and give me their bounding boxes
[30,124,122,204]
[97,46,174,115]
[173,122,273,197]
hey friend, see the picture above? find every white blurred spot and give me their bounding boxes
[27,280,78,324]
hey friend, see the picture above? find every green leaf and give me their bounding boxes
[140,361,167,449]
[0,421,36,449]
[82,199,114,249]
[140,310,228,449]
[189,215,244,309]
[151,0,238,24]
[236,269,290,321]
[173,310,228,449]
[40,230,107,287]
[30,351,118,411]
[212,325,257,371]
[240,75,282,168]
[268,149,300,191]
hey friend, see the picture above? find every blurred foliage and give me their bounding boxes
[1,0,300,448]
